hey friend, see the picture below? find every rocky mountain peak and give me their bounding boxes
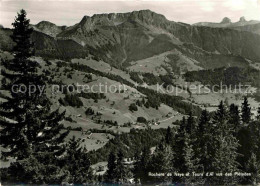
[79,15,91,25]
[79,9,168,28]
[221,17,232,24]
[239,16,246,22]
[36,21,56,27]
[32,21,66,37]
[128,9,167,24]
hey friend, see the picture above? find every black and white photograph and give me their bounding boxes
[0,0,260,185]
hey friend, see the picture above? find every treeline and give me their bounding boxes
[129,71,175,87]
[142,73,162,85]
[90,98,260,185]
[1,136,93,184]
[59,93,83,107]
[136,86,202,115]
[184,66,260,88]
[88,128,167,164]
[2,98,259,184]
[58,61,201,115]
[56,61,133,88]
[59,92,106,108]
[0,10,93,184]
[129,72,143,84]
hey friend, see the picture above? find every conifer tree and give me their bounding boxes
[174,116,200,184]
[195,109,211,171]
[150,141,173,181]
[241,97,251,124]
[165,126,174,145]
[105,151,117,183]
[186,111,196,135]
[210,101,240,184]
[133,146,151,184]
[257,107,260,120]
[229,103,241,131]
[248,120,260,162]
[1,153,66,184]
[173,117,186,172]
[180,116,187,131]
[174,116,200,183]
[0,9,69,160]
[213,100,227,123]
[63,136,93,183]
[133,151,141,184]
[114,150,132,184]
[181,132,199,184]
[245,153,260,184]
[197,109,210,136]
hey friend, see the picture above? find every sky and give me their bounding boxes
[1,0,260,28]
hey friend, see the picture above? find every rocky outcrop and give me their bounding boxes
[221,17,232,24]
[239,16,246,22]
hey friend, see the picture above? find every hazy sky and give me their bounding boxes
[1,0,260,28]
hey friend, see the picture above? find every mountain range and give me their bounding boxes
[194,16,260,35]
[1,10,260,69]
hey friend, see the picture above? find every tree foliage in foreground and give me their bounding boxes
[0,9,70,184]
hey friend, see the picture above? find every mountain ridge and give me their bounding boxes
[30,21,67,37]
[1,10,260,66]
[193,16,260,30]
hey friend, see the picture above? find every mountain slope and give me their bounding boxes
[1,10,260,66]
[232,23,260,35]
[56,10,260,63]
